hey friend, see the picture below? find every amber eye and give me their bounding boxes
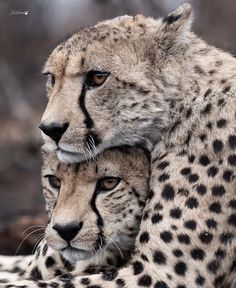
[86,71,109,88]
[97,177,121,192]
[46,175,61,190]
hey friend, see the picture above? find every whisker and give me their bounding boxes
[32,235,45,255]
[15,228,45,255]
[103,234,124,259]
[22,225,45,236]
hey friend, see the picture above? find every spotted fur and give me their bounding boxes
[0,147,149,285]
[2,3,236,288]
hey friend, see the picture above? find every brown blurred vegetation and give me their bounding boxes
[0,0,235,255]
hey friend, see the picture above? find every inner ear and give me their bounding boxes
[162,3,193,33]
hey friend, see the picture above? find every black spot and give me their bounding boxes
[196,184,207,195]
[204,88,212,98]
[199,155,210,166]
[228,135,236,150]
[228,154,236,166]
[216,119,227,128]
[207,166,218,177]
[173,249,183,258]
[188,174,199,183]
[151,213,163,224]
[222,86,231,93]
[188,155,195,163]
[190,248,205,261]
[186,108,192,118]
[158,173,170,182]
[199,231,213,244]
[157,161,169,170]
[229,199,236,209]
[178,234,191,245]
[154,202,163,210]
[80,278,91,285]
[153,250,166,265]
[177,188,189,197]
[207,259,220,274]
[215,248,226,259]
[223,170,233,182]
[206,219,217,229]
[160,231,173,243]
[228,213,236,226]
[45,256,56,268]
[139,232,149,244]
[195,274,205,286]
[185,197,198,209]
[209,202,221,213]
[218,98,225,106]
[214,275,226,287]
[30,266,42,280]
[116,278,125,287]
[180,167,191,175]
[199,134,207,142]
[147,190,154,200]
[201,103,212,115]
[206,121,212,130]
[161,184,175,201]
[133,261,144,275]
[141,254,149,262]
[174,261,187,276]
[220,232,233,244]
[163,13,181,25]
[154,281,169,288]
[170,208,182,219]
[212,140,223,153]
[211,185,225,197]
[184,220,197,230]
[137,274,152,287]
[102,270,118,281]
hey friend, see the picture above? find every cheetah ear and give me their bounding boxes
[159,3,193,54]
[162,3,193,33]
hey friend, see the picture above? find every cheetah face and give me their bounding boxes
[42,146,149,262]
[40,5,192,162]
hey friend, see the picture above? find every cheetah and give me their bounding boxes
[0,146,149,284]
[3,3,236,288]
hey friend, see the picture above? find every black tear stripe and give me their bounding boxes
[79,84,101,147]
[79,84,94,129]
[90,189,105,251]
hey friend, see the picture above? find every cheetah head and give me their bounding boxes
[40,4,193,162]
[42,146,150,262]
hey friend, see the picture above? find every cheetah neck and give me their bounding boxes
[150,34,236,157]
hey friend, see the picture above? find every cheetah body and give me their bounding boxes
[2,3,236,288]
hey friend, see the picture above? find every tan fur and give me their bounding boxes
[2,3,236,288]
[0,146,149,284]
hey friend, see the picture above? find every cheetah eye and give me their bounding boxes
[43,72,55,87]
[96,177,121,192]
[45,175,61,191]
[86,71,109,88]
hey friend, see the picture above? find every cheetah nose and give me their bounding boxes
[39,122,69,143]
[53,222,83,242]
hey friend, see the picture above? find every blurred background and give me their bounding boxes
[0,0,235,255]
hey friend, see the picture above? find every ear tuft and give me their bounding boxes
[162,3,193,30]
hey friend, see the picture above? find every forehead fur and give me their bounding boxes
[43,4,192,76]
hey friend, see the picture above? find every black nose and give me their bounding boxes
[39,122,69,143]
[53,222,83,242]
